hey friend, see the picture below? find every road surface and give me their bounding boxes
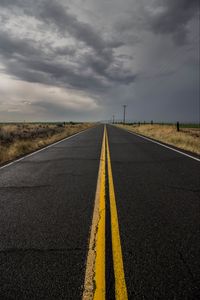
[0,124,199,299]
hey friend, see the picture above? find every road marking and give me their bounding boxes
[83,126,106,300]
[0,127,95,171]
[117,126,200,162]
[83,126,128,299]
[106,129,128,300]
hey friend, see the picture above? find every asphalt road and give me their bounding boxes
[107,125,200,299]
[0,124,199,300]
[0,125,104,300]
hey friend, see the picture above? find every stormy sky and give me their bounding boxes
[0,0,199,122]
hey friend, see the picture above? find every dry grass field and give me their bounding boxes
[117,124,200,155]
[0,123,94,165]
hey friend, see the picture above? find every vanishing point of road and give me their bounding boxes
[0,124,199,299]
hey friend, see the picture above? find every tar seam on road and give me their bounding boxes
[0,127,94,171]
[116,126,200,162]
[82,126,128,300]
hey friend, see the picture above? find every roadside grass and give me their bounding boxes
[117,124,200,155]
[0,123,94,165]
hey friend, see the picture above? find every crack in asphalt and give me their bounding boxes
[92,207,105,297]
[84,207,105,299]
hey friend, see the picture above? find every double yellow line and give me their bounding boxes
[83,126,128,300]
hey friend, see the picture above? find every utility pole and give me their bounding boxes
[123,105,127,124]
[112,115,115,124]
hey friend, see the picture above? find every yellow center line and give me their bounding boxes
[83,125,128,300]
[83,126,106,300]
[105,128,128,300]
[94,127,106,300]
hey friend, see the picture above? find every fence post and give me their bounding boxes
[176,121,179,132]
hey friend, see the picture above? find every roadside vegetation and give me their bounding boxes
[0,122,94,165]
[117,124,200,155]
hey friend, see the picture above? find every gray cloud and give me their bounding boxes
[115,0,199,45]
[0,0,136,93]
[0,35,135,93]
[4,57,110,92]
[38,1,108,52]
[33,100,79,118]
[0,0,199,122]
[0,0,124,57]
[148,0,199,44]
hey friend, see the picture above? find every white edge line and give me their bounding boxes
[0,127,93,170]
[116,126,200,162]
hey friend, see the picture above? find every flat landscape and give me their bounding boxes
[0,124,199,299]
[0,123,93,165]
[117,124,200,155]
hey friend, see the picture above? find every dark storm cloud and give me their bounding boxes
[53,45,76,56]
[2,49,109,91]
[0,31,134,91]
[0,0,117,52]
[33,0,129,83]
[115,0,198,45]
[83,50,136,85]
[0,0,136,92]
[0,0,18,5]
[0,0,198,123]
[149,0,199,44]
[0,0,124,58]
[0,31,41,58]
[38,0,108,52]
